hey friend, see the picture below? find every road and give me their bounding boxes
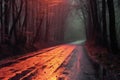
[0,44,98,80]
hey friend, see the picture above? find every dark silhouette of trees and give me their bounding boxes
[0,0,69,58]
[107,0,119,54]
[0,0,119,59]
[79,0,120,54]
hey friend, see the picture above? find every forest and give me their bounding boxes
[0,0,70,57]
[0,0,120,79]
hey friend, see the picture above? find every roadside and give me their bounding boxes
[0,41,61,60]
[85,43,120,80]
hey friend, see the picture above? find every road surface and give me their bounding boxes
[0,44,98,80]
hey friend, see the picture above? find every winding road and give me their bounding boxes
[0,44,98,80]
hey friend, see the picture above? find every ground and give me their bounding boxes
[0,41,119,80]
[85,43,120,80]
[0,44,99,80]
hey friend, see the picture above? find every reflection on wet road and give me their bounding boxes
[0,45,97,80]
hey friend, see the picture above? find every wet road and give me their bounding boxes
[0,44,97,80]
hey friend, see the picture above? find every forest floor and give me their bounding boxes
[85,43,120,80]
[0,41,62,60]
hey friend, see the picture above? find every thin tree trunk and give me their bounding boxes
[45,4,49,42]
[4,0,9,43]
[102,0,108,47]
[0,0,3,43]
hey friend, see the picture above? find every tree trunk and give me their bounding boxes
[102,0,108,47]
[4,0,9,43]
[107,0,119,54]
[0,0,4,43]
[88,0,102,45]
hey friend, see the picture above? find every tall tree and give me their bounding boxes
[87,0,102,45]
[102,0,108,47]
[107,0,119,54]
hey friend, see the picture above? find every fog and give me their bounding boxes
[64,0,86,42]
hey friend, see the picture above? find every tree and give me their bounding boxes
[107,0,119,54]
[102,0,108,47]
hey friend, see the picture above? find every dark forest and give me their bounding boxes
[0,0,120,80]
